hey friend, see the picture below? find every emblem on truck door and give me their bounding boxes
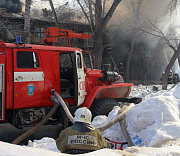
[27,83,34,96]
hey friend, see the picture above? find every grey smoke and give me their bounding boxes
[105,0,180,81]
[0,0,23,13]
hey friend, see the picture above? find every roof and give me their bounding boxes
[4,43,82,52]
[0,12,89,27]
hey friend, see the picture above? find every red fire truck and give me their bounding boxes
[0,27,140,128]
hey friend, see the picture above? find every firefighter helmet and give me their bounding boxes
[74,107,92,123]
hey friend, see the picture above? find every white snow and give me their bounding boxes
[126,83,180,148]
[1,83,180,155]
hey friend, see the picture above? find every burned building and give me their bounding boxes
[0,11,93,51]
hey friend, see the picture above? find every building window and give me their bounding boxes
[35,27,45,43]
[7,24,21,39]
[85,32,93,47]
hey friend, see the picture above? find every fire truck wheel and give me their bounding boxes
[90,99,120,118]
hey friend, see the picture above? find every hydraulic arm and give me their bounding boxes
[41,27,91,47]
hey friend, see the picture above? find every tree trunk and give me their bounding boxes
[162,44,180,89]
[93,0,103,69]
[77,0,123,69]
[24,0,31,44]
[48,0,58,26]
[126,39,135,82]
[125,0,143,82]
[93,30,104,69]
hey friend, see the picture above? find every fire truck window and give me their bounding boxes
[59,53,74,69]
[17,51,39,68]
[83,53,93,69]
[77,53,82,68]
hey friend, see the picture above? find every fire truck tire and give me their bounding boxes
[90,99,120,118]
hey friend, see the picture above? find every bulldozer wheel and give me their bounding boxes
[90,99,120,118]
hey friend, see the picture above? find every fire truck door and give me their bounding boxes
[75,51,86,106]
[13,50,44,109]
[0,55,5,120]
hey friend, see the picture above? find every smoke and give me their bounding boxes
[161,5,180,76]
[105,0,180,82]
[0,0,23,13]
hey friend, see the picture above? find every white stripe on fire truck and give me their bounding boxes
[14,72,44,82]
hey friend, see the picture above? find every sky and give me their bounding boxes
[1,83,180,155]
[22,0,75,10]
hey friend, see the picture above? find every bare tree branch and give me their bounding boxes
[168,44,177,51]
[76,0,124,68]
[103,0,123,28]
[1,23,15,39]
[167,0,178,14]
[134,8,180,89]
[76,0,94,33]
[24,0,31,43]
[48,0,58,25]
[88,0,95,30]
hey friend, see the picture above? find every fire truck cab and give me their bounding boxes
[0,27,139,128]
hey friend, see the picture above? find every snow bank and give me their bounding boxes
[0,141,134,156]
[2,84,180,155]
[27,137,60,152]
[0,141,64,156]
[125,143,180,156]
[129,84,174,101]
[127,83,180,147]
[91,84,180,148]
[92,106,126,144]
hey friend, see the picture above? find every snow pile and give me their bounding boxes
[27,137,60,153]
[129,84,174,101]
[0,141,134,156]
[126,83,180,147]
[92,106,127,147]
[91,83,180,148]
[91,83,180,154]
[125,142,180,156]
[1,83,180,155]
[0,141,62,156]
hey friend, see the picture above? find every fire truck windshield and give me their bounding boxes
[82,52,93,69]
